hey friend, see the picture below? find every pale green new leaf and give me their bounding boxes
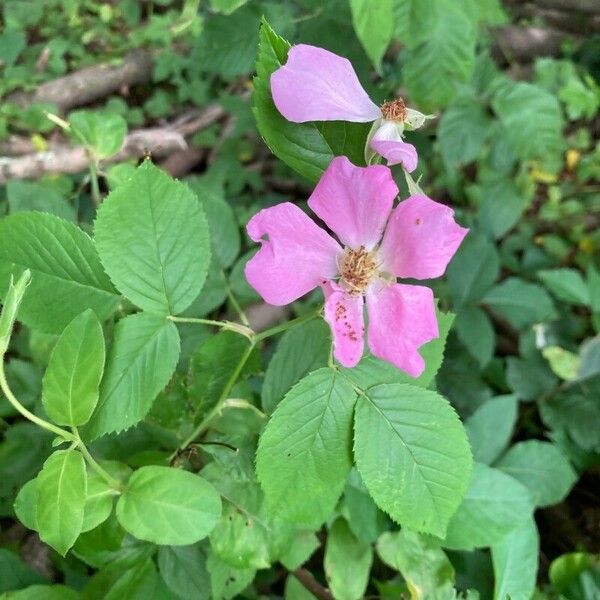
[495,440,577,508]
[42,310,105,426]
[116,466,221,545]
[36,450,87,556]
[350,0,393,70]
[377,529,455,597]
[324,518,373,600]
[84,312,180,440]
[442,463,534,550]
[0,212,120,334]
[69,110,127,159]
[94,160,210,315]
[256,369,356,527]
[491,518,539,600]
[354,384,472,537]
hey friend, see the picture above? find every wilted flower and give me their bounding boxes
[270,44,430,172]
[245,157,467,376]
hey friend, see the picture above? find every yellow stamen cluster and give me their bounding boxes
[339,246,379,294]
[380,97,407,122]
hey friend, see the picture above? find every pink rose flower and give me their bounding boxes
[270,44,430,172]
[245,157,468,376]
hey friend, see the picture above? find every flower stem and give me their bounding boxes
[73,427,122,490]
[166,315,254,340]
[254,307,321,342]
[221,270,250,326]
[89,159,102,206]
[0,360,76,442]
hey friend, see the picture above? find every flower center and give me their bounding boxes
[380,97,407,122]
[339,246,379,294]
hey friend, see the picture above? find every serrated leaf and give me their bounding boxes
[478,179,529,239]
[42,310,105,426]
[0,212,120,334]
[403,5,476,112]
[14,478,38,532]
[36,450,87,556]
[491,518,539,600]
[253,19,370,183]
[84,312,180,440]
[442,463,534,550]
[256,369,356,527]
[354,383,472,537]
[496,440,577,507]
[262,319,331,413]
[6,180,76,221]
[116,466,221,545]
[350,0,393,70]
[465,395,517,464]
[324,518,373,600]
[454,306,495,368]
[94,160,210,315]
[492,81,565,162]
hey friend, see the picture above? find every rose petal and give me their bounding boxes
[366,282,438,377]
[245,202,341,305]
[323,282,365,367]
[379,195,468,280]
[370,139,418,171]
[271,44,381,123]
[308,156,397,250]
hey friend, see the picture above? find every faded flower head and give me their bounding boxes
[244,157,467,376]
[270,44,431,172]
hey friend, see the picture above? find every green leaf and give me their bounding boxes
[253,19,370,183]
[496,440,577,508]
[483,278,557,329]
[376,529,455,597]
[454,306,495,368]
[442,463,534,550]
[542,346,581,381]
[262,319,330,413]
[209,0,248,15]
[70,110,127,158]
[492,81,565,162]
[84,312,180,440]
[538,268,591,306]
[438,96,491,167]
[0,212,120,334]
[116,466,221,545]
[82,461,130,533]
[465,395,518,464]
[354,383,472,537]
[447,232,499,306]
[189,331,258,422]
[0,585,79,600]
[94,160,210,315]
[478,179,529,239]
[0,269,31,356]
[491,519,539,600]
[549,552,600,598]
[42,310,105,426]
[256,369,356,527]
[14,478,38,532]
[349,0,393,70]
[0,549,46,593]
[403,3,476,112]
[324,518,373,600]
[6,180,76,222]
[206,551,255,600]
[157,545,210,600]
[36,450,87,556]
[279,530,320,571]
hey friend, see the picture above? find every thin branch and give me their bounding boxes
[292,568,335,600]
